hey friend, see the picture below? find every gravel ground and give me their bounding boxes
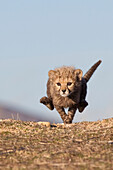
[0,118,113,170]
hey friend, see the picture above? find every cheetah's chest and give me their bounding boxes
[53,93,80,108]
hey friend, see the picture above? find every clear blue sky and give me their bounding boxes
[0,0,113,122]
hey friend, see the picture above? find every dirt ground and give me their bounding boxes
[0,118,113,170]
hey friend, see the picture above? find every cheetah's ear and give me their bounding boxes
[48,70,56,78]
[74,69,83,81]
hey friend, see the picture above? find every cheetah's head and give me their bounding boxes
[48,66,82,97]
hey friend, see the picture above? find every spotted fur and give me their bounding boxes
[40,60,102,123]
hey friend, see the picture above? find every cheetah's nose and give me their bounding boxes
[62,89,66,93]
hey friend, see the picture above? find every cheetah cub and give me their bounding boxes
[40,60,102,124]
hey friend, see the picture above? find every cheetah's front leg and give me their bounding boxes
[66,107,77,123]
[55,106,68,123]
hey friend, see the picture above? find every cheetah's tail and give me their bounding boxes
[83,60,102,83]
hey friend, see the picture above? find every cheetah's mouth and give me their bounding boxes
[61,94,68,97]
[60,89,72,97]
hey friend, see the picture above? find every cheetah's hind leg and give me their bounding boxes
[78,100,88,113]
[40,96,54,110]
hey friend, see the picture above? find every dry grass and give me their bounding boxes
[0,118,113,169]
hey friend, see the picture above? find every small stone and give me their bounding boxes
[108,141,113,144]
[37,122,51,127]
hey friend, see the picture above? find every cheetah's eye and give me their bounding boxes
[67,82,72,86]
[56,82,61,86]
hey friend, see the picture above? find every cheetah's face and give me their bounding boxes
[55,79,74,97]
[48,67,83,97]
